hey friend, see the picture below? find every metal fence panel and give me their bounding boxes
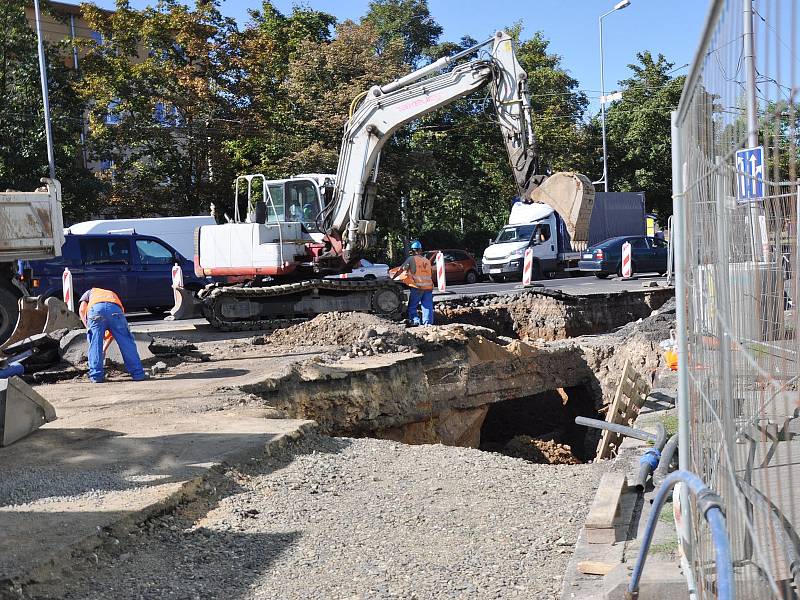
[674,1,799,598]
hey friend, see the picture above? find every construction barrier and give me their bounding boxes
[522,247,534,286]
[171,264,184,306]
[621,241,632,278]
[62,267,74,311]
[435,252,446,292]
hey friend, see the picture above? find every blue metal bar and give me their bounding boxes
[627,470,734,599]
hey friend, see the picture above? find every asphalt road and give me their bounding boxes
[128,272,670,328]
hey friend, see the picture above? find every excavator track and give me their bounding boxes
[198,278,405,331]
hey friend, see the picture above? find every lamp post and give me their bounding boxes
[597,0,631,193]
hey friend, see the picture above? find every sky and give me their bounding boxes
[91,0,712,115]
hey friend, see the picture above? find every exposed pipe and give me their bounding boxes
[626,470,733,600]
[633,422,667,491]
[653,433,679,486]
[574,416,657,443]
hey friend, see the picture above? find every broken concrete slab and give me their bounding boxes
[106,331,156,365]
[59,329,156,366]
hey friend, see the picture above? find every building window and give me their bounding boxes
[105,99,121,125]
[90,30,103,45]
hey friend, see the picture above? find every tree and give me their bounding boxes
[0,0,101,222]
[602,51,685,219]
[362,0,442,66]
[78,0,239,217]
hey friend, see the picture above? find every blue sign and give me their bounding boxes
[736,146,764,202]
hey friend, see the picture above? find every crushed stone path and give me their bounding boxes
[41,434,605,600]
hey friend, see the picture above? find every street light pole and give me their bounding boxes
[598,0,631,193]
[33,0,56,180]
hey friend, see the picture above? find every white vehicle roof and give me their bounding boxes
[66,216,215,259]
[508,202,554,225]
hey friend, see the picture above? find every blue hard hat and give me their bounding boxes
[410,240,422,250]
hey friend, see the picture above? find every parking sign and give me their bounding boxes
[736,146,764,202]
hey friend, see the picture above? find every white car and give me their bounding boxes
[325,259,389,280]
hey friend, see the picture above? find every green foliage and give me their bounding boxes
[602,51,685,220]
[0,0,101,222]
[2,0,687,248]
[362,0,442,66]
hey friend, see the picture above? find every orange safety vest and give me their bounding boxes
[405,255,433,290]
[86,288,125,311]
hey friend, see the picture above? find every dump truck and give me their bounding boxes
[0,178,71,345]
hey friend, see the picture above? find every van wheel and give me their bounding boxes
[0,287,21,345]
[464,270,478,285]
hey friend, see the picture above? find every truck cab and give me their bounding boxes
[21,233,208,313]
[481,203,562,281]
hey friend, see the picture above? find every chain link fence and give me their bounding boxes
[672,0,799,597]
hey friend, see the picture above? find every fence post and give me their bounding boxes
[670,110,696,577]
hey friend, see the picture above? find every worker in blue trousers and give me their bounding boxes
[393,240,435,325]
[78,288,147,383]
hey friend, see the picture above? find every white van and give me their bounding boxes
[66,216,215,260]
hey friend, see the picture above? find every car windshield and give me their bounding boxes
[593,237,627,249]
[496,224,536,243]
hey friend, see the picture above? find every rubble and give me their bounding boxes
[503,435,582,465]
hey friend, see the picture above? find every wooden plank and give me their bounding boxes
[577,560,617,576]
[585,527,618,545]
[585,472,627,530]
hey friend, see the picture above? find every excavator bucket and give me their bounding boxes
[528,172,596,245]
[165,287,203,321]
[0,296,83,355]
[0,376,56,446]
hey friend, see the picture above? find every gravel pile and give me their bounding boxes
[49,434,605,600]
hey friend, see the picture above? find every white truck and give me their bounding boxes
[482,191,646,281]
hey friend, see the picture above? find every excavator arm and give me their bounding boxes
[321,30,594,262]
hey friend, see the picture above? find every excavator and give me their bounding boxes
[195,31,595,330]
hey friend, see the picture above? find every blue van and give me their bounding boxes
[20,233,208,313]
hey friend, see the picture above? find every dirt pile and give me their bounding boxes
[503,435,582,465]
[255,312,413,350]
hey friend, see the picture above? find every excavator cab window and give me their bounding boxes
[286,180,321,231]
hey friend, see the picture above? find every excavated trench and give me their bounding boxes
[237,287,676,465]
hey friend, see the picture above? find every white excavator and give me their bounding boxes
[195,30,595,330]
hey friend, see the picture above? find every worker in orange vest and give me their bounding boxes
[393,240,434,325]
[78,288,147,383]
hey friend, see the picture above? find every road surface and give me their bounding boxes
[128,272,670,329]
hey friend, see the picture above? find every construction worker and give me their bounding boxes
[394,240,434,325]
[78,288,147,383]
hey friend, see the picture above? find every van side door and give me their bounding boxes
[133,238,176,308]
[77,236,131,303]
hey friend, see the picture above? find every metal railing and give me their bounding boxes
[672,1,800,597]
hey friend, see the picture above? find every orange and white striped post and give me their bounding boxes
[621,241,633,278]
[435,252,446,292]
[522,248,534,286]
[62,267,74,311]
[171,263,184,305]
